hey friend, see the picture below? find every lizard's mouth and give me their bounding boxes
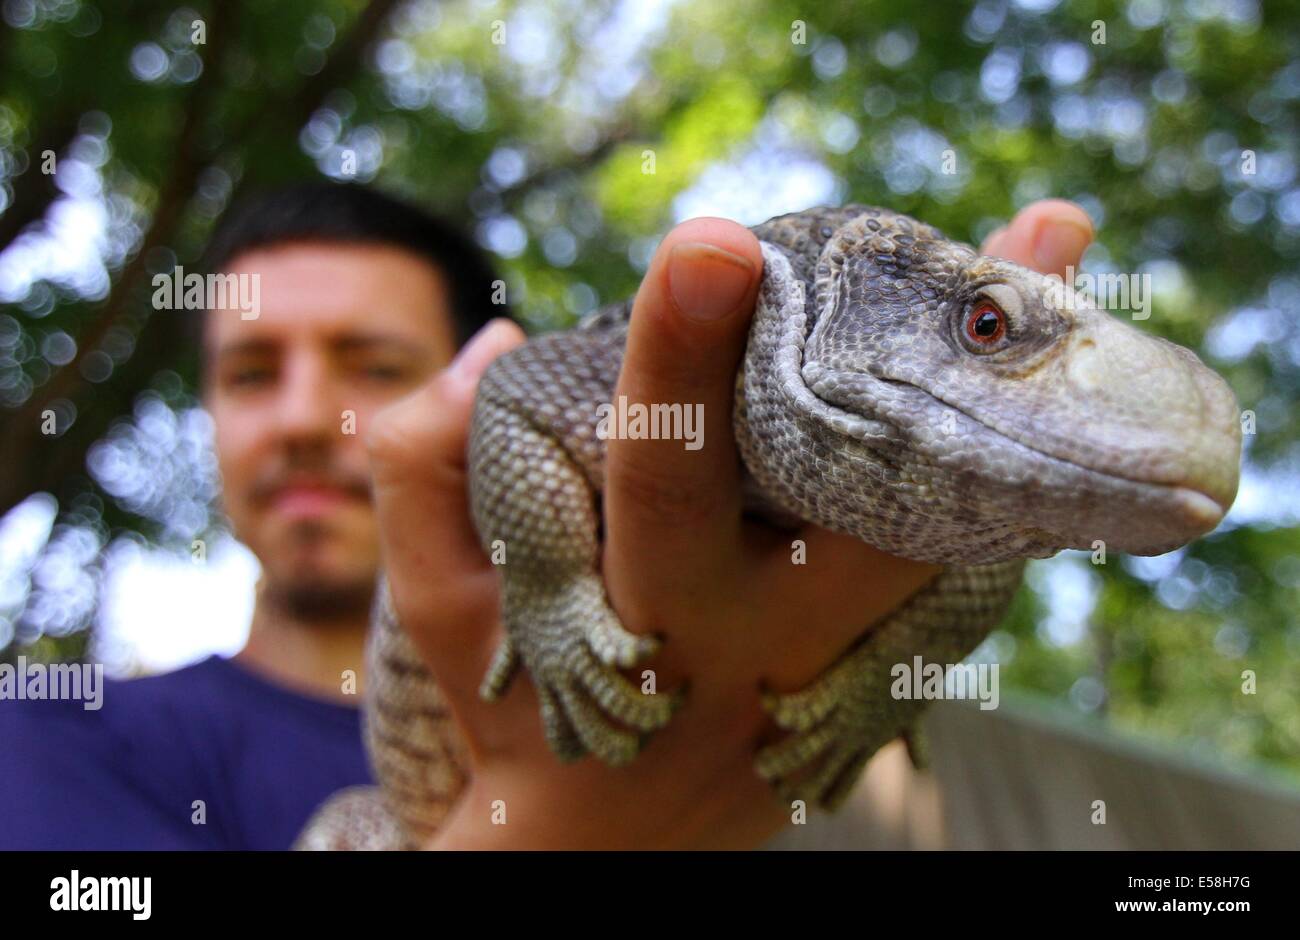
[804,366,1235,555]
[925,394,1233,551]
[942,397,1230,513]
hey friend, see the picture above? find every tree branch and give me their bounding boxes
[495,124,637,204]
[0,0,404,518]
[223,0,402,151]
[0,110,82,253]
[0,5,236,516]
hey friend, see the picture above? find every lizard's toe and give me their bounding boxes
[818,746,872,812]
[478,636,520,702]
[538,682,587,762]
[760,649,860,733]
[754,721,837,783]
[555,683,643,765]
[762,739,865,810]
[494,583,684,766]
[585,612,661,669]
[761,681,840,733]
[567,642,680,733]
[571,573,661,668]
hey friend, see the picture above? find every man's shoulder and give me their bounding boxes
[0,653,362,758]
[0,653,372,849]
[0,656,241,849]
[0,655,260,792]
[102,654,249,721]
[0,655,231,733]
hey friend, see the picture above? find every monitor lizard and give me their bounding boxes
[297,205,1242,849]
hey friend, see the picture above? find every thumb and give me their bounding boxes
[605,218,764,584]
[980,199,1094,276]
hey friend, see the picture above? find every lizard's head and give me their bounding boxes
[754,209,1242,565]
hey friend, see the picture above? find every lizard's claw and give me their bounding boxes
[754,641,907,811]
[479,574,685,765]
[754,563,1027,811]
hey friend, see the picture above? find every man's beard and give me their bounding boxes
[265,574,375,623]
[243,447,379,623]
[264,521,376,623]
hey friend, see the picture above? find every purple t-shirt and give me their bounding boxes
[0,655,372,850]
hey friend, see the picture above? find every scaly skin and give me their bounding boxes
[299,206,1242,847]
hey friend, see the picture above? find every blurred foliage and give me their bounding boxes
[0,0,1298,778]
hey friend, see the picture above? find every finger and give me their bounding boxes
[980,199,1094,276]
[368,318,525,670]
[748,527,941,690]
[604,218,763,605]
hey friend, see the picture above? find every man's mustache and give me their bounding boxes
[249,464,373,505]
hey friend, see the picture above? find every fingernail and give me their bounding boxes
[667,242,757,323]
[1033,217,1093,276]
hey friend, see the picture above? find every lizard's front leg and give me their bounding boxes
[468,388,683,765]
[755,561,1025,810]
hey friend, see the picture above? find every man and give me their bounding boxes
[0,182,1093,849]
[0,184,498,848]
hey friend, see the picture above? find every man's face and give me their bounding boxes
[204,241,458,617]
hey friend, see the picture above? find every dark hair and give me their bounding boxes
[199,181,505,347]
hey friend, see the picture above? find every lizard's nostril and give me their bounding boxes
[1065,334,1105,392]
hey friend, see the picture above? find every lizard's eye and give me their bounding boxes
[964,301,1006,347]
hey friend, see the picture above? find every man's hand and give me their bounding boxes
[367,199,1094,849]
